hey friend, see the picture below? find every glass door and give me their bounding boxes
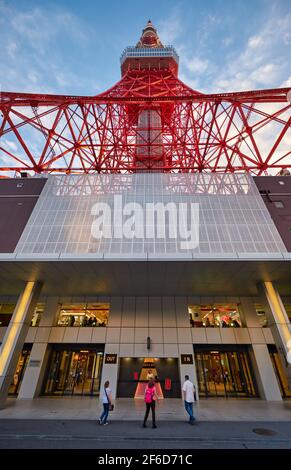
[43,348,104,396]
[9,347,31,395]
[195,352,207,395]
[269,349,291,398]
[64,351,79,395]
[195,348,258,397]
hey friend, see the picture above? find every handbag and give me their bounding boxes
[105,387,114,411]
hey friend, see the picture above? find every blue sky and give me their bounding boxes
[0,0,290,95]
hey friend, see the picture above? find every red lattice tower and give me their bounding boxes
[0,20,290,176]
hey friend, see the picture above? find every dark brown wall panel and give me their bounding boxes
[254,176,291,252]
[0,178,47,253]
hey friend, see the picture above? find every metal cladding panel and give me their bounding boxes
[14,173,286,258]
[253,176,291,251]
[0,178,47,252]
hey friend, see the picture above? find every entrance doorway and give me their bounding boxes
[195,346,258,397]
[8,344,32,395]
[268,345,291,398]
[43,346,104,396]
[117,357,181,398]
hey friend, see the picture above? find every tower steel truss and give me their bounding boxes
[0,26,290,176]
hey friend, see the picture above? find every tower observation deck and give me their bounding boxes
[120,20,180,170]
[0,20,290,175]
[120,20,179,76]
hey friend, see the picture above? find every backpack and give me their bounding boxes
[145,387,154,403]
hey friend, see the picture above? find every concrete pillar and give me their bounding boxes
[99,345,119,400]
[239,298,261,327]
[179,345,199,401]
[258,282,291,388]
[251,344,282,401]
[18,297,59,399]
[0,281,42,408]
[18,343,50,399]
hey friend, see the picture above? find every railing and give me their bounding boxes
[120,46,179,64]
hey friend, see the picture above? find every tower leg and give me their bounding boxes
[0,281,42,409]
[258,281,291,389]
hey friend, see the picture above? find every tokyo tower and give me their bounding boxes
[0,20,290,176]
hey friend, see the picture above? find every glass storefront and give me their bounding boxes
[195,346,258,397]
[268,345,291,398]
[188,304,242,328]
[43,345,104,396]
[8,344,32,395]
[57,303,110,327]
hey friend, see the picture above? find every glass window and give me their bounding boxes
[0,302,45,327]
[254,304,268,327]
[0,303,16,326]
[43,347,104,396]
[57,303,110,327]
[30,303,45,327]
[188,304,242,328]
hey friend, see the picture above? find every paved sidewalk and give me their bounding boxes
[1,419,291,449]
[1,397,291,421]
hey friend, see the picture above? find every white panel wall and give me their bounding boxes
[135,297,148,327]
[240,298,261,328]
[162,297,176,327]
[100,343,119,400]
[121,297,135,327]
[175,297,189,327]
[149,297,162,327]
[107,297,122,327]
[25,328,37,343]
[39,297,60,327]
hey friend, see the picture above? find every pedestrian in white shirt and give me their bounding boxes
[99,380,113,425]
[182,375,197,425]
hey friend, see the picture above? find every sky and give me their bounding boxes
[0,0,290,96]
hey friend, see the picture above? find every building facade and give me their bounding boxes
[0,21,291,409]
[0,173,291,407]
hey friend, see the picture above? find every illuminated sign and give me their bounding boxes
[105,354,117,364]
[181,354,193,364]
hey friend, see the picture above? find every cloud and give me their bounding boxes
[206,12,291,92]
[197,14,220,47]
[281,76,291,87]
[157,9,183,45]
[248,35,264,49]
[6,41,17,59]
[222,37,233,47]
[0,3,95,94]
[167,4,291,95]
[183,56,209,74]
